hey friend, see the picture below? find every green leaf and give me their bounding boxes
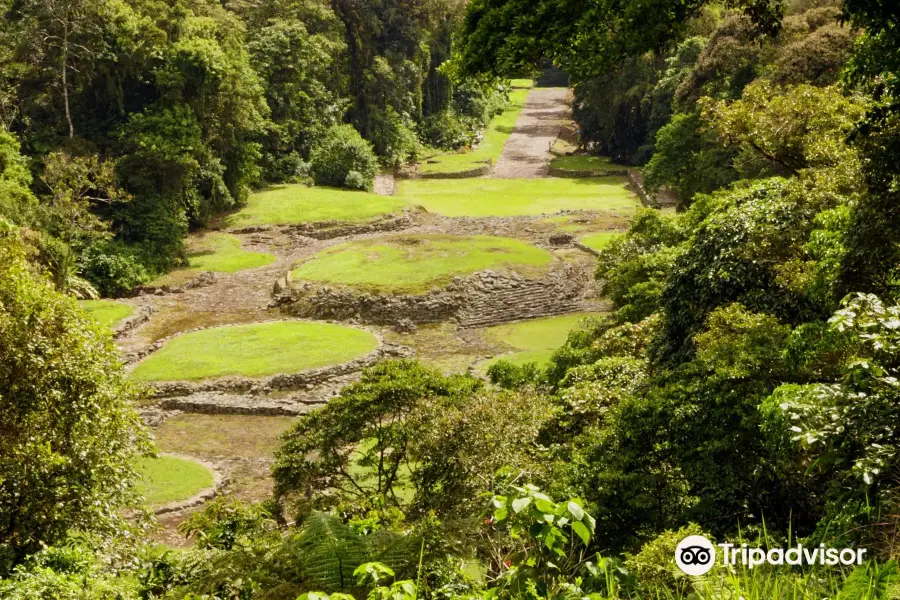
[567,501,585,520]
[512,496,532,513]
[572,520,591,546]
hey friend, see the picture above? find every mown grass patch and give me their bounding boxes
[483,312,605,369]
[226,184,408,228]
[130,321,378,382]
[396,176,638,217]
[291,234,552,294]
[509,78,534,89]
[580,231,622,252]
[79,299,134,329]
[150,233,276,287]
[550,155,619,171]
[418,88,530,175]
[136,455,214,506]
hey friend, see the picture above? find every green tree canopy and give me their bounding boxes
[0,224,149,575]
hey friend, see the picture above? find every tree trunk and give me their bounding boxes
[61,13,74,138]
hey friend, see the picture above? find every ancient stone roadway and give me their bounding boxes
[492,87,569,179]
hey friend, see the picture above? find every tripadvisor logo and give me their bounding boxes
[675,535,868,575]
[675,535,716,575]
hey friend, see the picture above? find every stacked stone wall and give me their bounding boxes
[275,261,596,330]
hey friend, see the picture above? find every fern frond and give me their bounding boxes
[286,512,370,592]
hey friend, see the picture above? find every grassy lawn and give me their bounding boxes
[136,455,214,506]
[226,185,407,229]
[509,78,534,89]
[79,299,134,329]
[483,312,605,369]
[130,321,378,382]
[396,176,638,217]
[550,155,619,171]
[418,88,530,175]
[580,231,622,252]
[150,233,276,287]
[291,234,552,294]
[153,414,295,503]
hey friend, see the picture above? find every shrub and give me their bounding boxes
[419,111,479,150]
[486,360,543,389]
[310,125,378,190]
[626,523,710,597]
[344,170,368,190]
[0,227,149,574]
[78,241,151,298]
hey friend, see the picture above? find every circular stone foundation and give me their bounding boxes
[129,321,379,383]
[290,234,553,294]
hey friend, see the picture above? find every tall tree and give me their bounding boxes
[0,224,149,575]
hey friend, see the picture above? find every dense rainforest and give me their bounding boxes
[4,0,900,598]
[0,0,507,294]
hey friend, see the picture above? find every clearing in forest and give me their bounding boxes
[136,455,214,506]
[397,176,638,217]
[483,312,605,368]
[151,233,277,287]
[417,87,530,175]
[290,234,553,294]
[79,299,134,329]
[130,321,378,382]
[226,184,408,228]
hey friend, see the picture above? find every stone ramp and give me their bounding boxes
[493,88,569,179]
[457,279,583,329]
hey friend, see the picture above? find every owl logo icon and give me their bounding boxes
[675,535,716,575]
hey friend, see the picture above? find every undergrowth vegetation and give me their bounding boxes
[6,0,900,598]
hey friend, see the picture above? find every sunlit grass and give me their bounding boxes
[226,184,408,228]
[483,312,605,369]
[418,88,530,174]
[580,231,622,251]
[150,233,276,287]
[396,176,638,217]
[550,155,620,171]
[79,299,134,329]
[291,234,553,294]
[130,321,378,382]
[136,455,214,506]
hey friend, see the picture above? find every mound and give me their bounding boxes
[130,321,378,382]
[136,455,214,506]
[290,234,553,294]
[226,184,408,228]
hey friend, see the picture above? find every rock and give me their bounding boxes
[549,233,575,246]
[393,318,418,334]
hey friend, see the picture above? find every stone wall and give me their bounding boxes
[113,304,155,339]
[627,170,658,208]
[397,160,493,180]
[419,163,493,179]
[133,271,218,297]
[280,213,414,240]
[547,167,629,178]
[275,260,596,330]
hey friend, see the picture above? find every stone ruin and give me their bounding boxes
[272,259,598,330]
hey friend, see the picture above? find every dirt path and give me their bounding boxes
[493,88,569,179]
